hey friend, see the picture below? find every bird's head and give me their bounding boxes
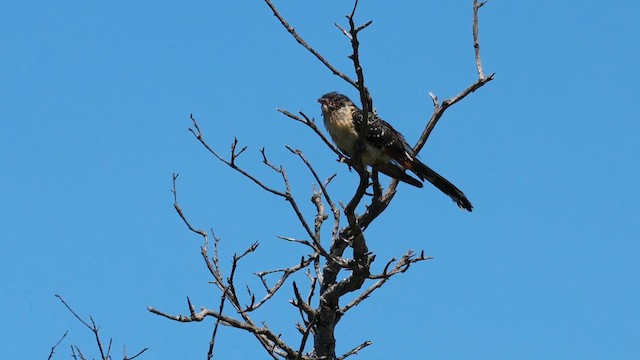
[317,92,353,113]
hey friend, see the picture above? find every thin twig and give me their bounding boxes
[124,347,149,360]
[340,251,432,314]
[147,306,297,358]
[277,235,314,249]
[189,115,286,198]
[286,145,347,268]
[171,173,208,239]
[295,320,315,360]
[338,340,373,359]
[276,109,343,160]
[166,173,292,358]
[47,331,68,360]
[55,296,107,360]
[244,253,318,312]
[56,295,146,360]
[263,0,358,88]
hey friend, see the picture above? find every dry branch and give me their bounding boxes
[55,295,148,360]
[47,331,68,360]
[263,0,358,88]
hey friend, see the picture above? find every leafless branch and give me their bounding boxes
[415,74,494,155]
[338,340,373,359]
[263,0,358,88]
[47,331,68,360]
[285,145,348,269]
[207,270,227,359]
[295,321,314,360]
[55,295,147,360]
[340,251,432,315]
[305,270,318,308]
[147,305,295,358]
[171,173,208,239]
[291,281,315,319]
[473,0,488,79]
[71,346,85,360]
[162,175,299,358]
[189,114,286,198]
[291,280,316,359]
[190,114,320,246]
[277,235,314,249]
[276,109,344,160]
[55,295,108,360]
[229,242,260,310]
[124,347,149,360]
[414,0,494,154]
[345,0,373,113]
[285,145,339,221]
[245,254,318,312]
[105,339,113,360]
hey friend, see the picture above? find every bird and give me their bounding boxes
[317,92,473,211]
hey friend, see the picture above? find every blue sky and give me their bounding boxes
[1,1,639,359]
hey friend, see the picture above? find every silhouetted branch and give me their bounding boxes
[245,254,318,312]
[123,347,148,360]
[147,305,294,358]
[208,263,227,359]
[338,340,373,359]
[345,0,373,113]
[71,346,85,360]
[160,175,301,358]
[339,251,432,315]
[189,114,286,198]
[47,331,68,360]
[263,0,358,88]
[277,109,344,160]
[55,295,147,360]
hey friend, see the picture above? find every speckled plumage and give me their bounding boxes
[318,92,473,211]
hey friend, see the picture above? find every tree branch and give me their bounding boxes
[473,0,488,79]
[263,0,358,88]
[47,331,68,360]
[338,340,373,359]
[55,295,148,360]
[340,251,432,315]
[246,254,318,312]
[277,109,344,161]
[147,305,295,358]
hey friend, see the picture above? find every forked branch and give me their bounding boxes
[55,295,148,360]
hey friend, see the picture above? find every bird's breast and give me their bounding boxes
[323,108,387,165]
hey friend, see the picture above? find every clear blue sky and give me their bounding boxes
[2,1,639,359]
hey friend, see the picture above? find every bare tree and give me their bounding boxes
[148,1,494,359]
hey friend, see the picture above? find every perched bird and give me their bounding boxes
[318,92,473,211]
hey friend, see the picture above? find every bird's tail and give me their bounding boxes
[375,161,424,188]
[409,160,473,212]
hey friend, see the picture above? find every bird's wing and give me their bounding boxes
[353,109,414,166]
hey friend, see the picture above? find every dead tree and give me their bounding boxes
[148,1,494,359]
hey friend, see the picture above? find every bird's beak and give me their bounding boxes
[317,97,327,105]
